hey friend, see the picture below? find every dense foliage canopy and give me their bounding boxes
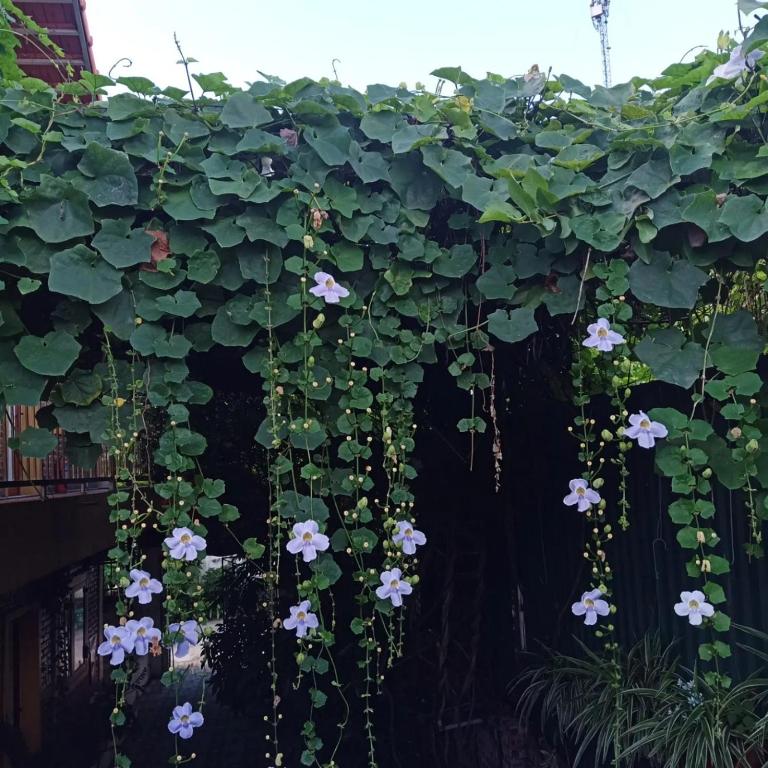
[4,17,768,766]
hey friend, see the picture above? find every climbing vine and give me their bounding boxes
[4,16,768,765]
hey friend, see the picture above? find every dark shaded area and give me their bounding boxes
[180,328,768,767]
[21,329,768,767]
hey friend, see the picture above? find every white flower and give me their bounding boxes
[563,479,601,513]
[674,590,714,626]
[283,600,319,638]
[375,568,413,607]
[309,271,350,304]
[707,45,764,85]
[571,589,610,626]
[124,569,163,605]
[392,520,426,555]
[625,411,668,449]
[582,318,625,352]
[286,520,330,563]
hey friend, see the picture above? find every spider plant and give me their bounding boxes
[514,634,680,767]
[622,673,768,768]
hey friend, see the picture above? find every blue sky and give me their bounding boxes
[87,1,741,91]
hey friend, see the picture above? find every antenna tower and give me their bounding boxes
[589,0,612,87]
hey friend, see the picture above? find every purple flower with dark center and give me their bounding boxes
[582,318,625,352]
[563,479,601,513]
[571,589,610,626]
[97,625,135,665]
[167,702,204,739]
[674,590,715,626]
[309,271,350,304]
[707,45,764,85]
[125,568,163,605]
[625,411,668,449]
[283,600,319,638]
[168,620,201,658]
[164,527,207,562]
[125,617,161,656]
[375,568,413,607]
[392,520,426,555]
[286,520,329,562]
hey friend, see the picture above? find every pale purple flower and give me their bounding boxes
[283,600,319,638]
[167,702,204,739]
[125,568,163,605]
[707,45,764,85]
[375,568,413,608]
[571,589,610,626]
[286,520,329,562]
[280,127,299,147]
[309,271,350,304]
[625,411,668,449]
[168,620,200,658]
[97,625,135,665]
[563,479,601,513]
[674,590,714,626]
[125,617,162,656]
[582,318,625,352]
[164,527,207,562]
[392,520,427,555]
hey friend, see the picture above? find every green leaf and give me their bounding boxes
[0,341,47,404]
[487,308,538,344]
[49,244,123,304]
[719,194,768,241]
[332,242,363,272]
[187,249,221,283]
[553,144,605,171]
[92,219,154,268]
[219,92,272,128]
[25,176,94,243]
[17,276,41,294]
[628,252,708,309]
[76,142,138,207]
[421,145,473,188]
[634,328,704,389]
[9,427,57,458]
[14,331,81,376]
[243,537,265,558]
[155,290,202,318]
[433,244,476,278]
[60,369,102,405]
[476,265,517,300]
[303,125,351,166]
[310,553,342,586]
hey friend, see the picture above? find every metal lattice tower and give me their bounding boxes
[589,0,612,87]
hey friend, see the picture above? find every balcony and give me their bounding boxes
[1,404,113,502]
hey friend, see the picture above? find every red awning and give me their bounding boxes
[11,0,96,85]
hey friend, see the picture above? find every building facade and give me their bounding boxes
[0,405,114,768]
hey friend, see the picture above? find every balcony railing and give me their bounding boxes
[1,404,113,502]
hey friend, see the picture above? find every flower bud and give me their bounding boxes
[696,530,706,544]
[729,427,743,440]
[746,439,759,453]
[702,467,712,479]
[303,235,314,249]
[312,313,325,329]
[701,559,711,573]
[600,429,613,442]
[592,477,605,489]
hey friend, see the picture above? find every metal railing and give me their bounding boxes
[1,404,113,501]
